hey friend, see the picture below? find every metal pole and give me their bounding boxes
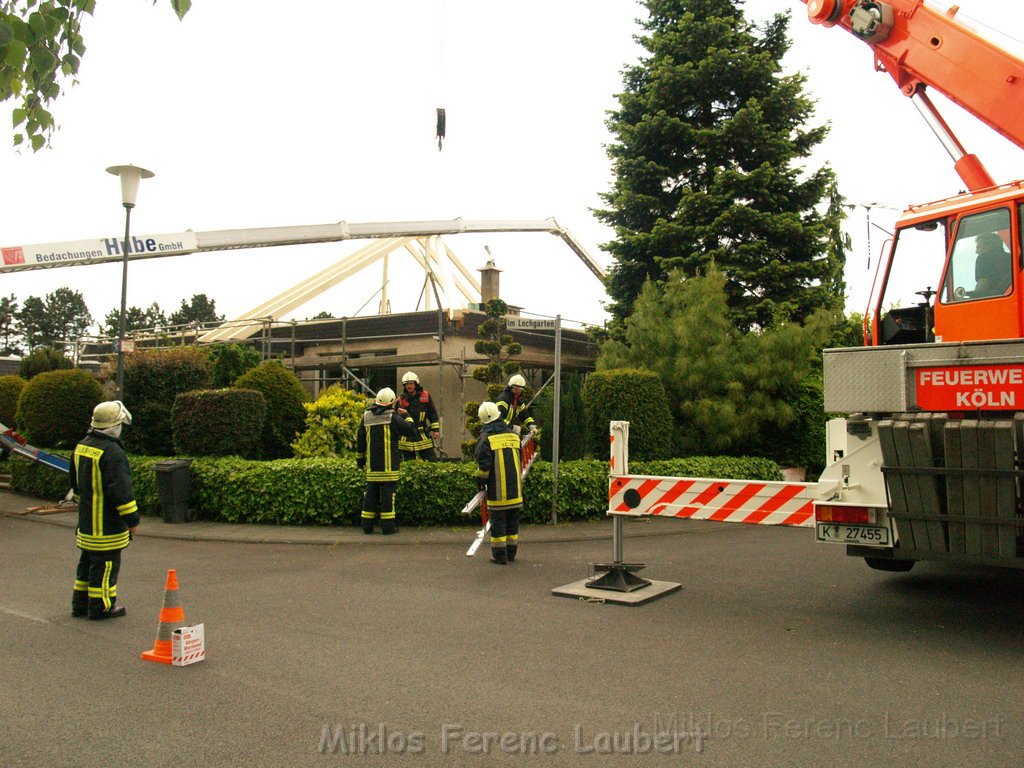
[115,204,133,400]
[426,274,446,452]
[611,421,626,562]
[550,315,562,524]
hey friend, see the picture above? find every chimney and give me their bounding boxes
[479,257,502,304]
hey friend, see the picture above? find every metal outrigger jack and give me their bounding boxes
[551,421,680,605]
[586,516,651,592]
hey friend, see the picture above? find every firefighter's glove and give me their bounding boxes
[356,459,365,471]
[477,479,488,492]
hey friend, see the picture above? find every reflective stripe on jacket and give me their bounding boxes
[69,431,139,551]
[475,420,523,510]
[356,405,419,481]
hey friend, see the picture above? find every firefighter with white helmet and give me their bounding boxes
[495,373,537,435]
[397,371,440,461]
[355,387,419,534]
[475,400,524,564]
[70,400,138,619]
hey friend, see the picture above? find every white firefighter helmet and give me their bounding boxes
[508,374,526,388]
[478,401,500,424]
[91,400,132,429]
[375,387,397,406]
[402,371,419,384]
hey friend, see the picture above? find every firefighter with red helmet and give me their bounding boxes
[495,373,537,435]
[397,371,440,461]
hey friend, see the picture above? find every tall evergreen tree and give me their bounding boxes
[598,0,845,331]
[101,302,167,337]
[45,287,92,344]
[16,296,49,351]
[0,294,21,355]
[598,267,832,455]
[169,294,224,326]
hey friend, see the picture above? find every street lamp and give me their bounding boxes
[106,164,154,399]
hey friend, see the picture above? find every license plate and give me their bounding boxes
[816,522,890,546]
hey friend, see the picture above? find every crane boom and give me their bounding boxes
[802,0,1024,190]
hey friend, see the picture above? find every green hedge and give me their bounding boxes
[172,388,265,457]
[10,452,782,526]
[10,451,163,513]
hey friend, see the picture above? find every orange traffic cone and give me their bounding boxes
[141,569,186,664]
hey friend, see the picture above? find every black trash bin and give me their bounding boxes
[153,459,194,523]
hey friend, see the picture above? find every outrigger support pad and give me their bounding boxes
[586,562,652,593]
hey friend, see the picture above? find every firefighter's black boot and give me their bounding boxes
[71,591,89,618]
[382,521,398,535]
[506,544,517,563]
[490,548,507,565]
[88,598,126,620]
[362,520,375,535]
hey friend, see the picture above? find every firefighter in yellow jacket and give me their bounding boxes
[356,387,419,535]
[475,401,523,564]
[70,400,139,620]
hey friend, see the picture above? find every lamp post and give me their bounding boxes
[106,164,154,399]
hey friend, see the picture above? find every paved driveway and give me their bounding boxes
[2,510,1022,767]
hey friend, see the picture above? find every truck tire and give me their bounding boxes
[864,556,915,572]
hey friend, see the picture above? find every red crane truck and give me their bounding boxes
[803,1,1024,570]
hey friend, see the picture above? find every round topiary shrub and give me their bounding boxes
[16,368,103,448]
[0,375,27,426]
[582,368,673,460]
[234,360,309,459]
[172,388,266,458]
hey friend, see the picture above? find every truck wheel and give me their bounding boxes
[864,557,915,572]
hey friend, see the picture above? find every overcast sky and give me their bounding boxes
[2,0,1023,336]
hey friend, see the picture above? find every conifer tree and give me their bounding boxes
[598,0,845,331]
[599,267,831,455]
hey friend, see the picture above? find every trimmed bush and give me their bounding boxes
[0,375,27,425]
[291,385,370,458]
[172,388,265,457]
[19,347,73,380]
[123,347,212,455]
[582,368,672,460]
[16,368,103,448]
[234,360,308,459]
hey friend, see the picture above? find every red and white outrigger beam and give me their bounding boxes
[590,421,831,592]
[463,431,539,556]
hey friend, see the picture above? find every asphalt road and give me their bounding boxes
[2,513,1022,767]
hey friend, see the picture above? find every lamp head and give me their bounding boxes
[106,164,155,207]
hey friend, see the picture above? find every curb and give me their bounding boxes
[4,503,729,547]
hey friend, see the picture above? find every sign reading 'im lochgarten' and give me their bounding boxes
[506,318,556,330]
